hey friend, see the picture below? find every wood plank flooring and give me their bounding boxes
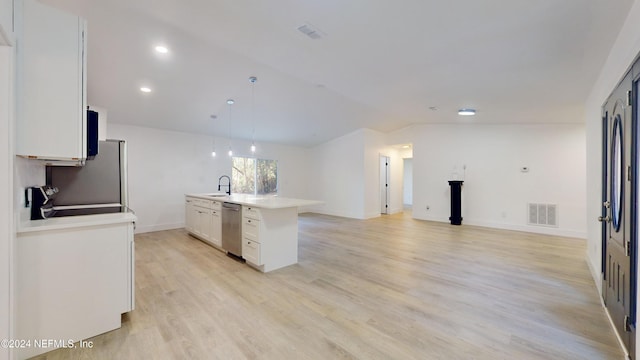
[32,212,623,359]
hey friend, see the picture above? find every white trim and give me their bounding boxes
[414,215,587,239]
[135,222,184,234]
[600,297,631,359]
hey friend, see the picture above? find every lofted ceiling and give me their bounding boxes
[41,0,634,147]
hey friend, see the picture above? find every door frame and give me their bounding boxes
[380,155,390,214]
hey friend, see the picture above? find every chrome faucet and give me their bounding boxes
[218,175,231,195]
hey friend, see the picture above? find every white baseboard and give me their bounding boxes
[135,222,184,234]
[412,215,586,239]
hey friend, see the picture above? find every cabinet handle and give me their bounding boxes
[248,220,251,223]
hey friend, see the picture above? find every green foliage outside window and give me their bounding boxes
[232,157,277,195]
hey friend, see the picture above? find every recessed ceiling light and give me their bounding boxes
[226,99,235,105]
[154,45,169,54]
[458,108,476,116]
[140,87,152,93]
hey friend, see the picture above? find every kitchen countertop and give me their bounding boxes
[18,212,137,234]
[186,193,323,209]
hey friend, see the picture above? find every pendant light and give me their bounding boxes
[249,76,257,153]
[226,99,234,156]
[210,115,217,157]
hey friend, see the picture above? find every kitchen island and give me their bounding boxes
[185,194,321,272]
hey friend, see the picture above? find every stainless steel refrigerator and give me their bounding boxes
[46,139,130,216]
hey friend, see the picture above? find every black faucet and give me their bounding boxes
[218,175,231,195]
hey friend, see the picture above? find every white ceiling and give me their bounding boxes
[41,0,634,147]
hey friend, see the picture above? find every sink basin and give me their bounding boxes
[202,193,228,197]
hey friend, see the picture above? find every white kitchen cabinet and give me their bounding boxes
[210,207,222,247]
[195,207,212,242]
[185,197,196,233]
[16,0,87,161]
[241,205,298,272]
[17,218,134,359]
[242,238,262,265]
[185,196,222,249]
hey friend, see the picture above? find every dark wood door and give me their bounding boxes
[603,71,634,355]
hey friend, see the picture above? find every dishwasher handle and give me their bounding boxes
[222,202,241,211]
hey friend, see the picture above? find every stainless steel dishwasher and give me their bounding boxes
[221,202,242,257]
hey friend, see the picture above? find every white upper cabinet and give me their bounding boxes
[16,0,87,161]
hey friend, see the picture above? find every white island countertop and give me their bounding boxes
[186,193,322,209]
[18,212,137,234]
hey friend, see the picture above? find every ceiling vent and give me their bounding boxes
[297,23,325,40]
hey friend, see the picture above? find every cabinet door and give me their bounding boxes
[211,209,222,247]
[16,0,87,160]
[185,200,196,233]
[196,208,212,242]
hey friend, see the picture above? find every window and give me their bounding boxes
[232,157,277,195]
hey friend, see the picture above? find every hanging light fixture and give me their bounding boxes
[227,99,234,156]
[249,76,258,153]
[210,115,217,157]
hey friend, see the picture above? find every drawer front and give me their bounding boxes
[242,238,262,265]
[211,201,222,210]
[242,217,260,241]
[243,206,261,220]
[204,199,215,209]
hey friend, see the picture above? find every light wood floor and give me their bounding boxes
[33,212,623,359]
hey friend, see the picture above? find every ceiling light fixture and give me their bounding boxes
[154,45,169,54]
[140,86,152,93]
[249,76,258,154]
[211,115,217,157]
[458,108,476,116]
[227,99,234,157]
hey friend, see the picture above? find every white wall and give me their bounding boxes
[307,129,366,218]
[584,1,640,357]
[0,0,12,40]
[108,123,311,233]
[390,123,587,238]
[0,34,13,360]
[364,129,387,218]
[403,158,413,206]
[308,128,407,219]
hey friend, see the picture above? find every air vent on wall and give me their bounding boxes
[528,203,558,227]
[297,23,325,39]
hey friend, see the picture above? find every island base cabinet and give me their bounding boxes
[242,238,262,266]
[242,206,298,272]
[16,222,133,360]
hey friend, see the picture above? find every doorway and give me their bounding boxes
[601,67,637,357]
[380,155,390,214]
